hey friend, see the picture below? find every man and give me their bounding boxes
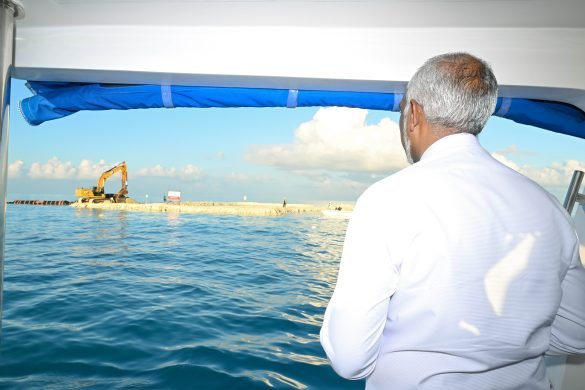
[320,53,585,389]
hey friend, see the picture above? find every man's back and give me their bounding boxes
[321,134,585,389]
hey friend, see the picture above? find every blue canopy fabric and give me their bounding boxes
[492,97,585,139]
[19,81,585,140]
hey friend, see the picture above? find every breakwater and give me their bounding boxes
[70,201,352,217]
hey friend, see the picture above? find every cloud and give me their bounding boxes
[8,160,24,178]
[137,164,203,181]
[26,158,125,180]
[224,171,273,184]
[247,107,407,173]
[28,157,77,179]
[495,144,536,158]
[181,164,203,181]
[491,152,585,188]
[21,157,204,184]
[137,164,177,178]
[77,159,119,179]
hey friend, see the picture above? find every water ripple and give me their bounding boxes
[1,206,363,389]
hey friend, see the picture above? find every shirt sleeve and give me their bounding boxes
[547,237,585,356]
[320,190,400,379]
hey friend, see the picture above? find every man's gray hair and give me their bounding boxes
[405,52,498,135]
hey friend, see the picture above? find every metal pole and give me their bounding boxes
[0,0,24,330]
[563,170,585,215]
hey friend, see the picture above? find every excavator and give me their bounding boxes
[75,161,129,203]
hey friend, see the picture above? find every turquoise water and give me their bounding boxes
[0,205,362,389]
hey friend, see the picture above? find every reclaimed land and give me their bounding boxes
[70,201,353,217]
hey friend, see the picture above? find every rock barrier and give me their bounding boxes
[70,201,339,217]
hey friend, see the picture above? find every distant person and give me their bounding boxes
[320,52,585,389]
[283,199,287,208]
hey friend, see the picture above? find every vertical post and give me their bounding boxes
[563,170,584,216]
[0,0,24,329]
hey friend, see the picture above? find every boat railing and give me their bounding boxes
[563,170,585,215]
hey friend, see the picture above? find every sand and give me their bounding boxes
[70,201,353,217]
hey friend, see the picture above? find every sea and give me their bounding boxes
[0,204,363,389]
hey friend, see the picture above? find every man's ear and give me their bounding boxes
[409,99,423,131]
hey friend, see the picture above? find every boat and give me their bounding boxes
[0,0,584,388]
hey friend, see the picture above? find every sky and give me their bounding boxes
[7,79,585,205]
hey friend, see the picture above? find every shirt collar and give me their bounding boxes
[419,133,482,163]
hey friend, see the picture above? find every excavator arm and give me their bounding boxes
[96,161,128,196]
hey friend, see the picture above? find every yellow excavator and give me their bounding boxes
[75,161,129,203]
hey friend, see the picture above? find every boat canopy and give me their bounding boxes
[11,0,585,139]
[19,81,585,140]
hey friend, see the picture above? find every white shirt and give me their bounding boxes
[320,133,585,389]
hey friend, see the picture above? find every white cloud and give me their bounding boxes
[491,152,585,188]
[78,159,119,179]
[25,158,126,180]
[28,157,77,179]
[224,171,273,183]
[137,164,178,178]
[247,107,407,173]
[181,164,203,181]
[23,157,203,183]
[8,160,24,178]
[137,164,203,181]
